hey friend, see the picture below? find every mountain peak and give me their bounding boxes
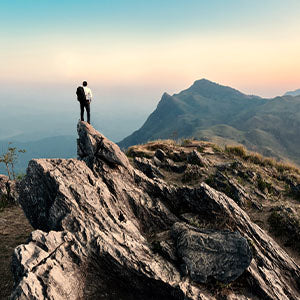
[185,79,245,99]
[193,78,217,85]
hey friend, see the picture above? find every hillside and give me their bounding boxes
[127,139,300,263]
[118,79,300,165]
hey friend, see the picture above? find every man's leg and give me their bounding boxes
[80,101,85,121]
[86,102,91,124]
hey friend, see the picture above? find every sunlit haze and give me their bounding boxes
[1,0,300,141]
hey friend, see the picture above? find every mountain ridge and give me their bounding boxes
[119,80,300,165]
[284,88,300,97]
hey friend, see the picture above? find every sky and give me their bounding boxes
[1,0,300,140]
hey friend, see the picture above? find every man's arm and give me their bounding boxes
[89,88,93,100]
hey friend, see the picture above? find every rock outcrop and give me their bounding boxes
[11,122,300,299]
[0,174,18,204]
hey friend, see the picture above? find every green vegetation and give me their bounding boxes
[211,144,223,153]
[181,138,194,147]
[257,177,273,193]
[0,143,26,180]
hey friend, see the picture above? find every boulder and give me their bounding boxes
[187,150,209,167]
[172,223,252,283]
[11,121,300,300]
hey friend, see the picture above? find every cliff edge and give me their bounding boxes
[10,122,300,299]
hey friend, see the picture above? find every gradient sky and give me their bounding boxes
[1,0,300,97]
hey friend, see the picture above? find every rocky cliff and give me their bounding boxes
[11,122,300,299]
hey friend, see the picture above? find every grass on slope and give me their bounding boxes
[127,138,300,265]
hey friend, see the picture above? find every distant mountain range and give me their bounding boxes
[119,79,300,165]
[0,136,76,175]
[284,88,300,97]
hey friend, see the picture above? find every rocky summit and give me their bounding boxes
[10,122,300,299]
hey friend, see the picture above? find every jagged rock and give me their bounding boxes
[154,149,166,161]
[11,121,300,300]
[162,158,187,173]
[0,174,18,204]
[187,150,209,167]
[171,223,252,283]
[134,156,164,179]
[153,156,162,167]
[77,122,131,170]
[208,171,254,207]
[170,150,185,162]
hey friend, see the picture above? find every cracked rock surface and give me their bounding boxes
[11,121,300,299]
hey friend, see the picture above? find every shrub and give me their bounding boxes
[211,144,223,153]
[181,138,193,147]
[145,140,175,151]
[247,152,265,165]
[276,162,300,174]
[264,157,277,168]
[0,143,26,180]
[257,177,273,193]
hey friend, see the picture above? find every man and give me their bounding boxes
[76,81,93,124]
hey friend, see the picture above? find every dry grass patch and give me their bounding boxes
[225,145,247,158]
[144,139,176,151]
[225,145,300,175]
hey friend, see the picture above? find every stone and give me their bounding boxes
[163,158,187,173]
[154,149,167,161]
[77,121,131,170]
[11,121,300,300]
[134,156,164,179]
[207,171,254,207]
[171,223,252,283]
[187,150,209,167]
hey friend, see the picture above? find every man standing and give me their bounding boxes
[76,81,93,124]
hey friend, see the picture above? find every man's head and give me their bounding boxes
[83,81,88,87]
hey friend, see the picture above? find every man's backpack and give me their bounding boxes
[76,86,86,102]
